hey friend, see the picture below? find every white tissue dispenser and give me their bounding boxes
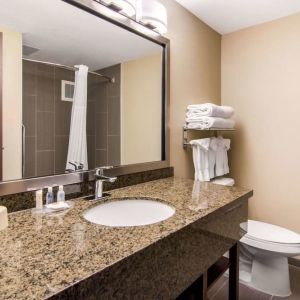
[0,206,8,230]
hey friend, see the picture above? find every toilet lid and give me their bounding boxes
[241,220,300,244]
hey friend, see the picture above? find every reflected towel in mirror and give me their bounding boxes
[66,65,89,171]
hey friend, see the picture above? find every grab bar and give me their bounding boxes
[22,124,25,177]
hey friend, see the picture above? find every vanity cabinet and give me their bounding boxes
[177,200,248,300]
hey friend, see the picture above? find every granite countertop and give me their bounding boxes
[0,177,252,299]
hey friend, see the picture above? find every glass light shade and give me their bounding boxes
[138,0,168,34]
[101,0,137,17]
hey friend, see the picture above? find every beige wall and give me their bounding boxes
[0,26,22,181]
[222,13,300,233]
[121,54,162,165]
[160,0,221,179]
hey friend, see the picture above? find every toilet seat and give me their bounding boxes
[240,220,300,255]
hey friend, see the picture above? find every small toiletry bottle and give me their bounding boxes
[35,190,43,210]
[0,206,8,230]
[57,185,65,202]
[46,187,54,204]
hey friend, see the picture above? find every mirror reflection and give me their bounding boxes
[0,0,163,181]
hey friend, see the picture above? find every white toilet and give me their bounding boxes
[239,220,300,297]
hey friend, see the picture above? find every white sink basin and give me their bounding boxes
[83,198,175,227]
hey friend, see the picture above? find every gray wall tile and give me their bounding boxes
[55,101,72,136]
[95,113,108,150]
[108,135,120,166]
[23,95,36,137]
[87,101,95,136]
[55,68,73,136]
[37,64,55,112]
[99,64,120,98]
[95,149,107,167]
[55,67,75,89]
[23,61,36,96]
[94,83,107,113]
[37,112,54,150]
[37,151,54,177]
[24,137,36,178]
[87,135,95,169]
[55,136,69,174]
[108,96,120,135]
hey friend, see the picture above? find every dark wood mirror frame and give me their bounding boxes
[0,0,170,196]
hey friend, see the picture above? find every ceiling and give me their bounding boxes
[0,0,161,70]
[175,0,300,34]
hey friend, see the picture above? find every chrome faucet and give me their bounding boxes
[95,166,117,200]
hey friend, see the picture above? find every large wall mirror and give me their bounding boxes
[0,0,169,185]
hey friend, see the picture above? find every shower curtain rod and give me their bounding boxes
[22,58,115,83]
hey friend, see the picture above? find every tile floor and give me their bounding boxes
[208,265,300,300]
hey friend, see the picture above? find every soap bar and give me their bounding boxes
[0,206,8,230]
[45,202,70,210]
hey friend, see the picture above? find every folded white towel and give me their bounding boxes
[185,117,235,130]
[211,177,235,186]
[187,103,234,118]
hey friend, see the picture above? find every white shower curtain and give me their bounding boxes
[66,65,89,171]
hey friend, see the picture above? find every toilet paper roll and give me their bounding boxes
[0,206,8,230]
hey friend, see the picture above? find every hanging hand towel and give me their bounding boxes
[191,141,201,181]
[215,137,231,176]
[187,103,234,118]
[208,137,218,179]
[185,117,235,130]
[66,65,89,171]
[190,138,210,182]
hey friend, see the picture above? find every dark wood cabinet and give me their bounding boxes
[176,243,239,300]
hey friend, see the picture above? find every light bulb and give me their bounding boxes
[138,0,168,34]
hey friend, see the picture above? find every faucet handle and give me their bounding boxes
[99,166,114,170]
[68,161,84,171]
[95,166,114,176]
[77,163,84,170]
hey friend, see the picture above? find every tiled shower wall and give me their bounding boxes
[22,61,120,178]
[93,65,121,168]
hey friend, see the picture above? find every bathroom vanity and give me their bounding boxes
[0,177,252,299]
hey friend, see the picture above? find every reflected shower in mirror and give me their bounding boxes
[0,0,163,181]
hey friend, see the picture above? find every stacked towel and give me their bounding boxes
[185,103,235,130]
[186,117,235,130]
[190,137,230,182]
[187,103,234,118]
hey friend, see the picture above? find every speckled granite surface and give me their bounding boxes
[0,167,173,213]
[0,177,252,300]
